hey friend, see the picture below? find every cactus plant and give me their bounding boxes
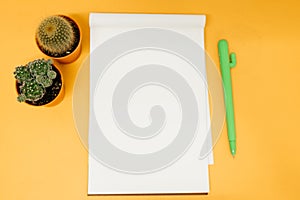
[36,15,80,58]
[14,59,59,104]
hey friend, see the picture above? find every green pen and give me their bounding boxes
[218,39,237,157]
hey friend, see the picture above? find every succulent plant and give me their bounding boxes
[14,59,57,103]
[17,80,45,102]
[36,15,78,57]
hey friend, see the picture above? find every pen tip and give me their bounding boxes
[231,149,236,157]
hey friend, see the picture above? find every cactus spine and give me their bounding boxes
[36,15,76,57]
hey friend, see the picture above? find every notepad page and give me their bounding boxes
[88,13,213,194]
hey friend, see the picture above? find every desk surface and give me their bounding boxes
[1,0,300,199]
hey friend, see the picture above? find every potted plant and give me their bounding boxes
[35,15,82,63]
[14,58,64,107]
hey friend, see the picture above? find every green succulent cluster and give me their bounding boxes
[36,15,76,56]
[14,59,57,102]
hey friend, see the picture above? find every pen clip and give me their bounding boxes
[229,53,236,68]
[218,39,237,69]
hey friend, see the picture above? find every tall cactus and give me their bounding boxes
[36,15,77,57]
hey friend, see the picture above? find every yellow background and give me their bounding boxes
[1,0,300,199]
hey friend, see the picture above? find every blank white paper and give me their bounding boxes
[88,13,213,194]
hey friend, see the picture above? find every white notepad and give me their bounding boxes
[88,13,213,194]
